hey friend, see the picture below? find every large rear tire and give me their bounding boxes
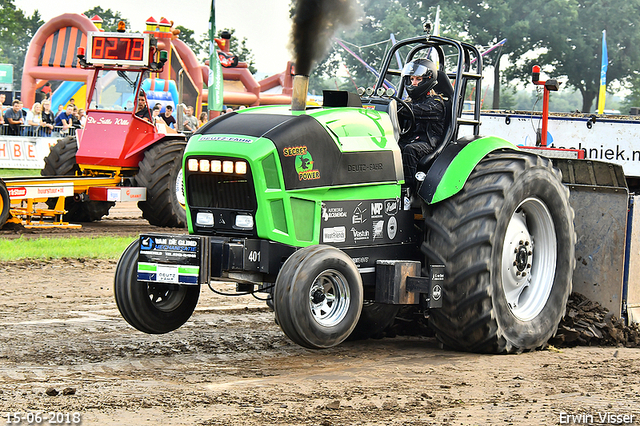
[422,150,575,353]
[274,245,363,349]
[41,136,114,222]
[114,240,200,334]
[135,140,187,228]
[0,179,9,228]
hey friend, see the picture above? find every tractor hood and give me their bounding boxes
[189,106,403,190]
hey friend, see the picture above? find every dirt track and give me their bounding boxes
[0,204,639,425]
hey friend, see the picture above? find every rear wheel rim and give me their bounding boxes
[308,269,351,327]
[501,197,557,321]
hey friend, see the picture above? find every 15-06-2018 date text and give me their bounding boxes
[4,412,81,425]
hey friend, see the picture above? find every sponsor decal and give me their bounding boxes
[284,145,321,181]
[8,187,26,197]
[371,201,383,217]
[385,199,399,215]
[352,202,367,224]
[432,284,442,301]
[350,227,370,242]
[387,216,397,240]
[125,189,143,199]
[351,256,370,265]
[36,187,66,195]
[283,145,308,156]
[322,203,348,221]
[199,135,253,143]
[323,226,346,243]
[373,220,384,240]
[87,116,130,126]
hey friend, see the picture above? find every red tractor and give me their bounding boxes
[41,31,188,227]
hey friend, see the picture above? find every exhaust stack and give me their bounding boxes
[291,75,309,111]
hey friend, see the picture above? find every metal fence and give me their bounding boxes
[0,124,77,137]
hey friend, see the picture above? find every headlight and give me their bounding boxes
[235,214,254,229]
[235,161,247,175]
[188,158,199,172]
[222,161,234,174]
[211,159,222,173]
[196,212,214,227]
[199,159,210,172]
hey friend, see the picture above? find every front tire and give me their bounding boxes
[274,245,363,349]
[41,136,113,222]
[422,150,575,353]
[114,240,200,334]
[135,140,187,227]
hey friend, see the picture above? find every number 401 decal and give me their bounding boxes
[248,251,260,262]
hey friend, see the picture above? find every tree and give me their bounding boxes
[0,0,43,88]
[176,25,201,56]
[83,7,130,32]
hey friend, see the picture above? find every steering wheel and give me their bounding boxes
[392,96,415,136]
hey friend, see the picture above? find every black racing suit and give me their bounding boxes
[397,93,445,187]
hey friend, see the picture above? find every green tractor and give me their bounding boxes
[114,34,578,354]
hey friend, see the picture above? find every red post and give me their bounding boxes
[531,65,560,148]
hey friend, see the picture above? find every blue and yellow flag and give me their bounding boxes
[208,0,224,112]
[597,30,608,114]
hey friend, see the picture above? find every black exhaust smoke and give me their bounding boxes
[290,0,357,110]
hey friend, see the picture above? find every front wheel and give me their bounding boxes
[274,245,363,349]
[114,240,200,334]
[423,150,575,353]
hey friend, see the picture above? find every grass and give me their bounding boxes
[0,235,137,261]
[1,169,42,178]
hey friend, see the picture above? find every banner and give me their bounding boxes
[597,30,608,114]
[208,0,224,112]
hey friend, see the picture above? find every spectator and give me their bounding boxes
[0,93,6,125]
[70,106,82,129]
[161,104,176,128]
[4,100,25,136]
[40,82,52,100]
[69,98,76,108]
[55,104,75,134]
[54,105,64,119]
[28,102,43,136]
[198,111,208,127]
[183,105,198,132]
[152,104,161,123]
[78,108,87,128]
[41,100,55,136]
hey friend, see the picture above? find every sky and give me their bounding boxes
[17,0,294,75]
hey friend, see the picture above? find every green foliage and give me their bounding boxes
[0,0,43,87]
[0,168,41,177]
[0,236,137,260]
[82,7,130,33]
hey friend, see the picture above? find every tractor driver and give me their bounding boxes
[135,91,152,122]
[397,58,446,188]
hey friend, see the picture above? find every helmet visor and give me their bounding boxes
[401,62,431,77]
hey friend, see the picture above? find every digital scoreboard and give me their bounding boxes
[86,32,150,66]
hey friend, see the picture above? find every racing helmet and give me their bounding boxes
[402,58,438,99]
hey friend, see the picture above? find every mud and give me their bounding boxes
[0,204,639,425]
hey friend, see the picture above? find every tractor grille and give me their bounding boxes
[186,158,257,211]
